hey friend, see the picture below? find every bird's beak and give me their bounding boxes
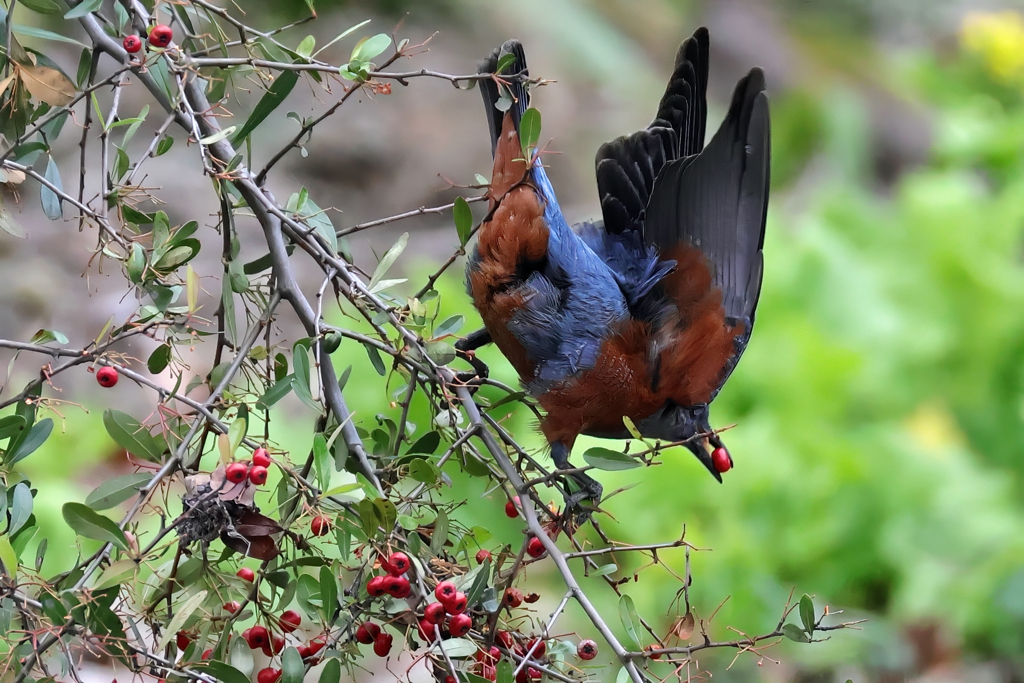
[686,436,723,483]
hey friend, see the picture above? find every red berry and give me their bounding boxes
[475,646,500,663]
[386,575,411,598]
[296,645,310,659]
[225,462,248,484]
[96,366,118,387]
[387,551,410,575]
[448,612,472,637]
[373,632,393,657]
[526,536,545,558]
[445,677,456,683]
[496,631,515,649]
[712,446,732,473]
[122,35,142,53]
[201,648,213,660]
[526,638,546,657]
[367,575,387,597]
[481,664,496,681]
[305,638,326,656]
[645,644,662,660]
[256,668,281,683]
[279,610,301,633]
[444,591,468,615]
[355,621,380,644]
[266,633,284,655]
[505,496,520,518]
[248,465,268,485]
[418,618,435,641]
[223,601,240,614]
[577,639,598,660]
[476,549,492,563]
[423,602,446,624]
[236,567,255,583]
[435,580,457,602]
[243,625,268,649]
[252,447,271,467]
[176,631,191,650]
[148,24,173,48]
[310,515,330,536]
[528,668,542,680]
[524,592,541,603]
[503,588,523,608]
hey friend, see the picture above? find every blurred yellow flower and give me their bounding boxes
[962,10,1024,83]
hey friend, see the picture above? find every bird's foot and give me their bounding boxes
[560,471,604,525]
[454,332,490,389]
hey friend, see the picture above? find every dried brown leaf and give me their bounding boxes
[19,64,75,106]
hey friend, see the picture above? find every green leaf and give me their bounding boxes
[782,623,811,643]
[430,508,448,554]
[232,70,299,144]
[6,417,52,464]
[313,432,331,490]
[496,53,516,74]
[408,458,439,484]
[318,658,341,683]
[465,558,490,607]
[0,416,26,443]
[62,502,127,550]
[592,562,618,577]
[618,594,641,650]
[313,19,370,58]
[199,126,237,146]
[368,232,408,291]
[296,35,315,59]
[8,484,32,535]
[30,329,68,345]
[799,594,815,634]
[453,196,473,246]
[430,637,477,658]
[434,314,464,339]
[13,24,89,48]
[19,0,60,15]
[583,447,640,471]
[40,156,63,220]
[281,647,304,683]
[351,33,391,63]
[257,375,294,410]
[94,558,136,590]
[85,473,151,510]
[228,417,247,457]
[127,242,145,283]
[319,565,337,622]
[202,660,250,683]
[147,344,171,374]
[0,535,17,577]
[103,409,164,461]
[363,343,386,376]
[519,107,542,159]
[426,341,456,366]
[155,135,174,156]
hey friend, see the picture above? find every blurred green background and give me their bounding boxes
[10,0,1024,681]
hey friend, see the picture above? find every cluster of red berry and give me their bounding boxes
[225,447,272,487]
[121,24,173,54]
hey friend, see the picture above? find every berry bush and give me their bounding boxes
[0,2,855,682]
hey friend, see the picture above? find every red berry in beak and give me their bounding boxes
[711,446,732,473]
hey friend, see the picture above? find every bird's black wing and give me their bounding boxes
[478,40,530,157]
[594,28,709,235]
[645,67,770,330]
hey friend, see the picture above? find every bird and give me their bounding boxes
[460,29,770,511]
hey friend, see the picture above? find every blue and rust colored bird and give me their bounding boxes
[460,29,770,509]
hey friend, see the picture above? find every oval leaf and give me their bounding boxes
[62,502,127,550]
[583,447,641,471]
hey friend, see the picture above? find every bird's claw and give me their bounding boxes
[560,472,603,525]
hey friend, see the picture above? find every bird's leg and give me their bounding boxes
[550,441,603,520]
[455,328,492,385]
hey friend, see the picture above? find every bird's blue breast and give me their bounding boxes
[505,161,630,387]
